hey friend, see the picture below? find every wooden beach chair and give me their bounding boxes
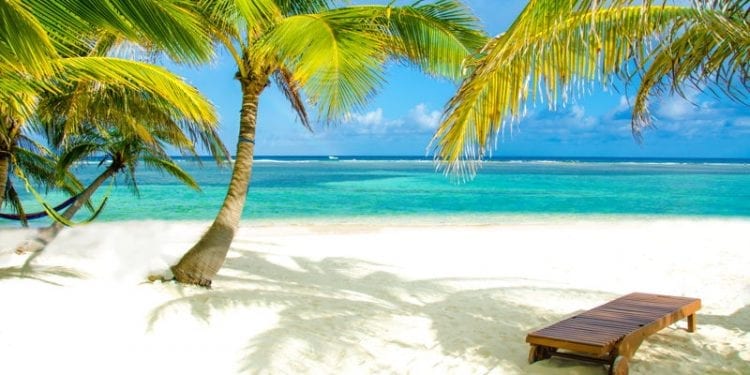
[526,292,701,375]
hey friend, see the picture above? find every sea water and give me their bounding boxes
[4,157,750,226]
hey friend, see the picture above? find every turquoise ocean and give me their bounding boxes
[4,156,750,226]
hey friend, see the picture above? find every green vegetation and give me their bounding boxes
[1,1,222,240]
[170,0,486,286]
[433,0,749,175]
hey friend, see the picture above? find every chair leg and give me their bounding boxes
[528,345,556,364]
[687,314,696,333]
[609,355,629,375]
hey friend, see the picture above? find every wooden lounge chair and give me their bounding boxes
[526,292,701,375]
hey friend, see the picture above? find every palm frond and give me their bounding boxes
[3,180,28,226]
[433,1,694,176]
[198,127,232,164]
[0,0,57,76]
[275,0,335,16]
[25,0,213,63]
[632,0,750,135]
[205,0,282,37]
[107,0,214,64]
[52,57,218,126]
[14,147,62,192]
[122,160,140,197]
[14,140,84,198]
[57,140,104,174]
[142,155,201,191]
[383,0,486,80]
[273,68,311,131]
[258,8,389,121]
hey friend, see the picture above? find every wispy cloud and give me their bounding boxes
[342,103,443,135]
[408,103,442,131]
[342,108,405,135]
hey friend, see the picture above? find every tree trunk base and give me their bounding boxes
[171,266,213,288]
[15,239,45,255]
[15,226,59,255]
[15,232,53,254]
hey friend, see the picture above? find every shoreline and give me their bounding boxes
[1,217,748,374]
[4,212,750,229]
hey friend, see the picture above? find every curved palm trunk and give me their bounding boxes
[1,121,20,209]
[0,153,9,208]
[171,80,263,287]
[15,165,117,254]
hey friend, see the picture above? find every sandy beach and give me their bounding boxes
[0,218,748,374]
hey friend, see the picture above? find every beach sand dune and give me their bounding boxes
[1,218,748,374]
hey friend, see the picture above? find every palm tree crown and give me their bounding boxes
[171,0,487,286]
[0,0,219,209]
[432,0,749,176]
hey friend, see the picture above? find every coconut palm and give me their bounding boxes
[14,83,228,254]
[0,0,216,208]
[170,0,487,286]
[432,0,749,175]
[1,136,84,226]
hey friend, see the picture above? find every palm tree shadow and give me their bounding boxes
[149,249,611,373]
[149,250,736,374]
[700,303,750,331]
[423,287,615,374]
[636,303,750,374]
[0,250,84,286]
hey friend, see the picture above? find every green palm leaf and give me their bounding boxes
[0,0,57,76]
[384,0,486,80]
[142,155,200,191]
[273,68,311,131]
[260,1,486,121]
[259,8,388,120]
[25,0,213,63]
[632,0,750,135]
[433,1,695,175]
[52,57,217,126]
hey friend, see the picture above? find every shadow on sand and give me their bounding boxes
[148,248,745,374]
[0,250,83,286]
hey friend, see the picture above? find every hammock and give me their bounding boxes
[0,194,79,221]
[10,159,111,227]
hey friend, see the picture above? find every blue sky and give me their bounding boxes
[173,0,750,158]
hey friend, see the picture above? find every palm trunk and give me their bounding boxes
[0,152,9,208]
[15,165,117,254]
[0,120,18,209]
[171,80,264,287]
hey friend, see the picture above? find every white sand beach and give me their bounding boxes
[0,218,748,374]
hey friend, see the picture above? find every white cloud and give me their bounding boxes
[570,104,585,120]
[616,95,631,112]
[342,108,404,135]
[408,103,441,130]
[657,96,696,120]
[734,117,750,128]
[342,104,444,135]
[345,108,385,126]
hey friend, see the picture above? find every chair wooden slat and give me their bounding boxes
[525,293,701,374]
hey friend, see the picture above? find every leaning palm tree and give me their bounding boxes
[1,136,84,227]
[171,0,487,286]
[432,0,749,175]
[14,83,228,254]
[0,0,215,208]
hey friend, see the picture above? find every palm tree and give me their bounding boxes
[1,136,84,226]
[0,0,216,208]
[171,0,487,286]
[432,0,749,175]
[15,83,228,254]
